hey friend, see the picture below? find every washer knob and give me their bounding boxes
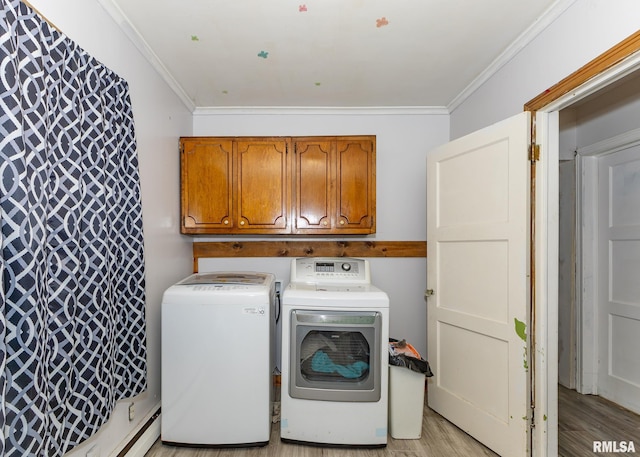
[341,263,351,272]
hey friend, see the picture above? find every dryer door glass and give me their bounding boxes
[290,310,381,402]
[300,330,370,382]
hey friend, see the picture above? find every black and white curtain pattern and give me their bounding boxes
[0,1,147,455]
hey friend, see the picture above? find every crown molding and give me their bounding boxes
[193,106,449,116]
[97,0,196,112]
[447,0,578,113]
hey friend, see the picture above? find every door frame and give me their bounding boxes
[574,127,640,395]
[525,31,640,457]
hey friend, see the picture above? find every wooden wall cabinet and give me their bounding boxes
[180,138,234,232]
[180,135,375,235]
[181,137,290,234]
[293,136,375,234]
[235,138,290,233]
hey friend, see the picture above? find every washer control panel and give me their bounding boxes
[290,257,370,284]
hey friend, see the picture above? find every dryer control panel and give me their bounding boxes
[290,257,371,284]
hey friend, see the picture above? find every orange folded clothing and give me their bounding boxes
[389,339,421,359]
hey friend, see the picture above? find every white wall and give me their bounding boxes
[573,74,640,148]
[25,1,194,456]
[193,110,450,359]
[557,159,576,389]
[450,0,640,139]
[557,109,578,388]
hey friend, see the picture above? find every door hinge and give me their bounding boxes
[529,144,540,162]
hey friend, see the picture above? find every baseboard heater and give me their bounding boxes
[116,407,161,457]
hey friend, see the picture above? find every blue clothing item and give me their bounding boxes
[311,350,369,379]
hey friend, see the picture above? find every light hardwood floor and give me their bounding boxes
[145,401,497,457]
[558,385,640,457]
[145,386,640,457]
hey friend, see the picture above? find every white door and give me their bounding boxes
[427,112,531,456]
[596,145,640,414]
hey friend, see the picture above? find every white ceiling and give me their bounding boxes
[103,0,573,111]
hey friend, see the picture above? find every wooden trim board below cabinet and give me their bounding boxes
[192,240,427,271]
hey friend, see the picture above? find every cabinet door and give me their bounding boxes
[335,137,376,233]
[236,138,291,233]
[293,138,334,233]
[181,138,234,233]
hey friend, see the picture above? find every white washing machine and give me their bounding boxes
[280,257,389,447]
[161,272,276,447]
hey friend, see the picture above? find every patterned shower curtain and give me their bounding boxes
[0,1,147,455]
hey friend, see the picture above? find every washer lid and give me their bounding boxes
[177,272,269,286]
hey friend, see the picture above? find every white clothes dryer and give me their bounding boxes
[161,272,275,447]
[280,258,389,447]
